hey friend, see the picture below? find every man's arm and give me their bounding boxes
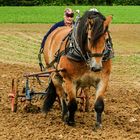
[46,20,65,37]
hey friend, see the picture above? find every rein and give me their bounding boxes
[45,31,72,70]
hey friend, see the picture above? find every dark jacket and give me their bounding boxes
[41,20,65,49]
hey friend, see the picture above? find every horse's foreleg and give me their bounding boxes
[59,92,69,122]
[54,85,69,123]
[62,80,77,126]
[94,80,108,129]
[67,97,77,126]
[51,74,69,122]
[94,96,104,129]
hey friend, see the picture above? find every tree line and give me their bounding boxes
[0,0,139,6]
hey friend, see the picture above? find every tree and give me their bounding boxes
[106,0,113,5]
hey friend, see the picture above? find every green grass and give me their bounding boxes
[0,6,140,24]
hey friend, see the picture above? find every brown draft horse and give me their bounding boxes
[43,10,112,129]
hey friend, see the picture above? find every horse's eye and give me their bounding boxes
[88,38,91,41]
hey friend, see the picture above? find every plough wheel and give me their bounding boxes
[9,79,19,112]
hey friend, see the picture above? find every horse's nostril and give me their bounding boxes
[91,67,102,72]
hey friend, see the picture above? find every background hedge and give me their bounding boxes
[0,0,139,6]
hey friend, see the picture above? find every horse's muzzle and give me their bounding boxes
[91,66,102,72]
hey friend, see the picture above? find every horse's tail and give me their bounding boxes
[42,80,57,113]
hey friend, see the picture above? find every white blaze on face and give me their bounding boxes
[89,56,102,71]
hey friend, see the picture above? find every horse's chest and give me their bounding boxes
[75,72,101,89]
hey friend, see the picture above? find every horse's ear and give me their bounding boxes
[104,15,113,27]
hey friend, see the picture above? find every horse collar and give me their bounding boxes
[66,42,85,62]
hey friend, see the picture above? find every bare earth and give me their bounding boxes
[0,24,140,140]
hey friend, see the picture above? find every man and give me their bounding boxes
[38,8,74,70]
[40,8,74,52]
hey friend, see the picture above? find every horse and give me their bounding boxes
[42,10,112,129]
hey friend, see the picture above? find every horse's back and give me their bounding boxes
[43,26,72,66]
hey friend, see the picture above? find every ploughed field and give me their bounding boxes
[0,24,140,140]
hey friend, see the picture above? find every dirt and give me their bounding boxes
[0,24,140,140]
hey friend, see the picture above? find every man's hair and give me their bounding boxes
[64,8,74,15]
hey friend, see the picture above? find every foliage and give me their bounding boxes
[113,0,140,5]
[0,0,139,6]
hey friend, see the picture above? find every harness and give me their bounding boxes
[102,32,114,61]
[38,12,114,71]
[66,25,86,62]
[66,23,114,63]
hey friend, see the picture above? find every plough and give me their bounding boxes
[8,68,64,112]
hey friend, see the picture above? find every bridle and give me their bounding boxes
[66,16,106,67]
[79,19,105,66]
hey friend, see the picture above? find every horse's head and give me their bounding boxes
[77,11,112,72]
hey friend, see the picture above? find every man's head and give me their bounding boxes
[64,8,74,27]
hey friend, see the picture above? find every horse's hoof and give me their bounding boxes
[67,120,75,126]
[62,114,68,122]
[93,122,102,131]
[63,117,75,126]
[65,121,75,127]
[62,114,75,126]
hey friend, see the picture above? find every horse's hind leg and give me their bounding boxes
[83,87,90,112]
[79,88,90,112]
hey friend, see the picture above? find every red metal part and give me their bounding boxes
[8,79,18,112]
